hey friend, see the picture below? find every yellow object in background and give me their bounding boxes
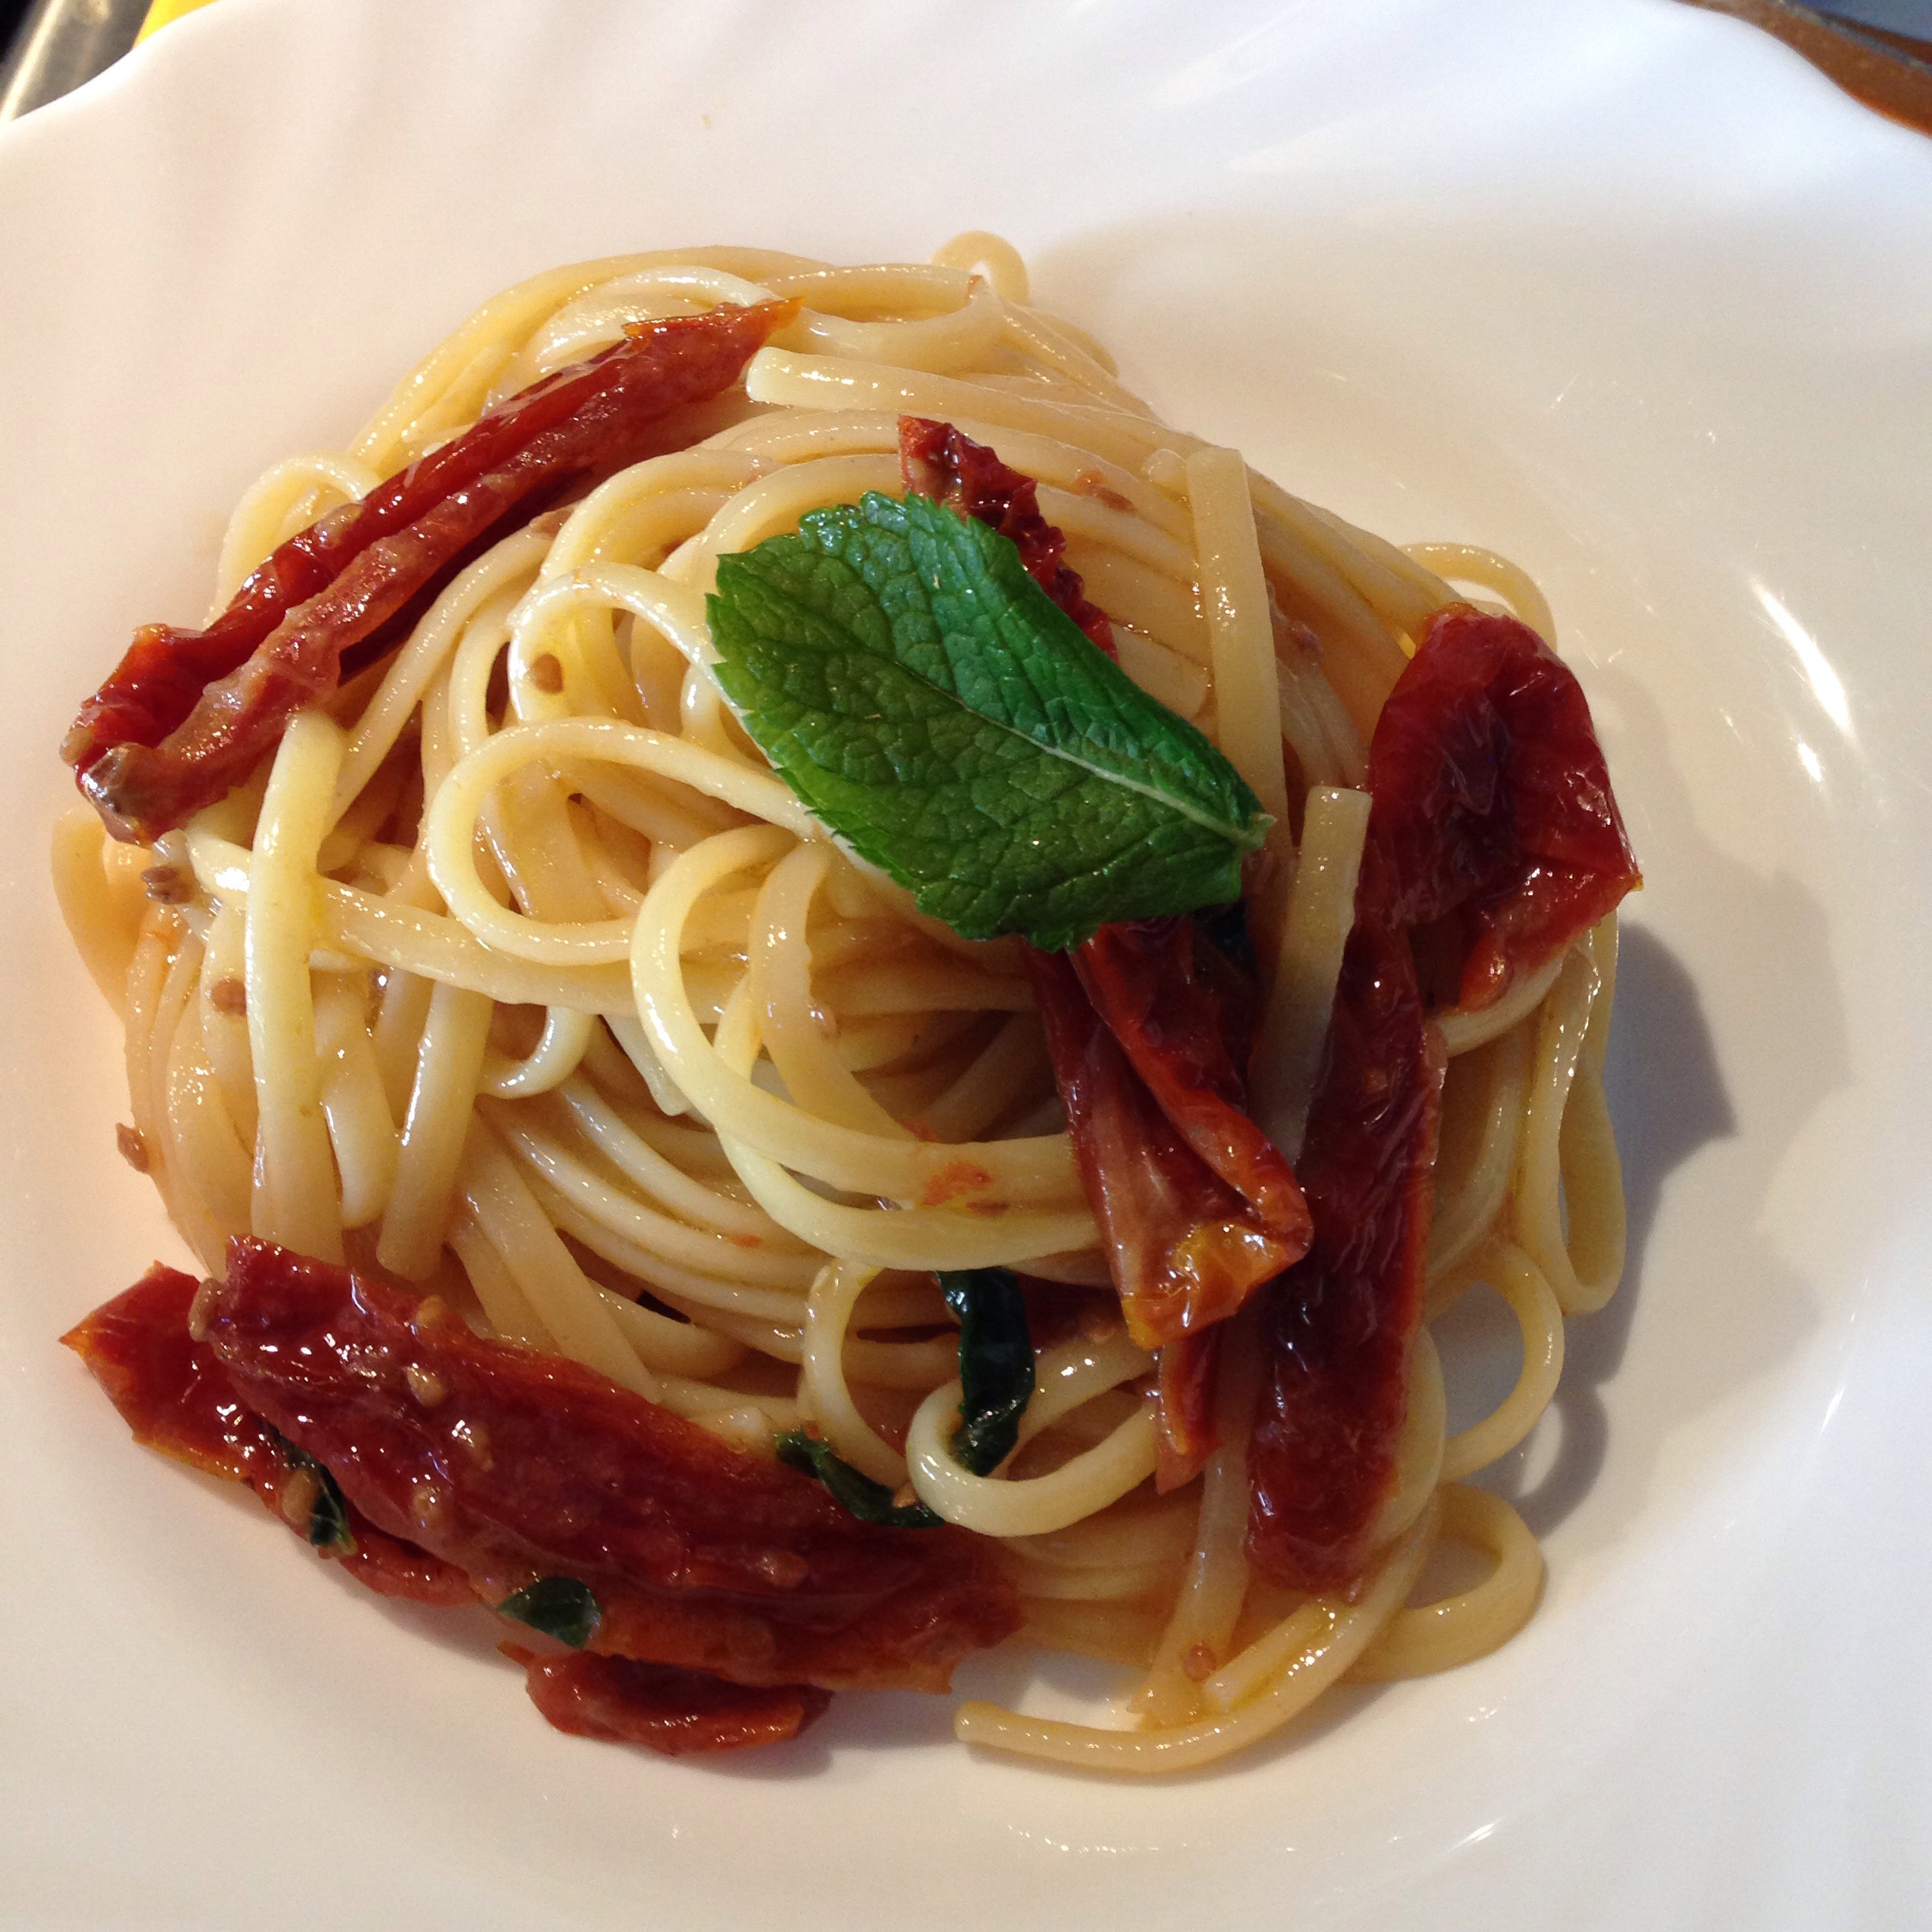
[137,0,220,42]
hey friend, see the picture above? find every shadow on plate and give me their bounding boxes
[1481,666,1844,1538]
[1479,921,1732,1538]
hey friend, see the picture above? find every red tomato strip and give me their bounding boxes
[504,1646,831,1756]
[1363,605,1641,1009]
[1028,935,1308,1354]
[1245,897,1442,1589]
[62,1263,472,1607]
[1028,922,1310,1489]
[899,415,1117,654]
[65,1245,1015,1750]
[66,301,796,844]
[1073,919,1309,1249]
[1248,607,1638,1589]
[201,1238,1017,1693]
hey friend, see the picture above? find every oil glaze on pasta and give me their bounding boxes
[52,235,1636,1772]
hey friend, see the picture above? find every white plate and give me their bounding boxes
[3,2,1929,1926]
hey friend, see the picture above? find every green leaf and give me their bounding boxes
[275,1436,355,1555]
[498,1575,603,1649]
[775,1429,941,1527]
[708,493,1268,950]
[939,1267,1034,1474]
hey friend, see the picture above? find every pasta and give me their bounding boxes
[53,235,1638,1772]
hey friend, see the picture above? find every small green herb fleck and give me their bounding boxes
[275,1436,355,1555]
[775,1429,941,1527]
[497,1575,603,1649]
[940,1267,1035,1475]
[708,492,1267,950]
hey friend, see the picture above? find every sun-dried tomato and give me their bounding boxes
[62,1263,471,1606]
[200,1239,1017,1692]
[503,1645,831,1755]
[900,415,1116,654]
[1249,607,1638,1589]
[1246,893,1442,1589]
[1364,605,1641,1009]
[1029,922,1310,1491]
[66,301,794,842]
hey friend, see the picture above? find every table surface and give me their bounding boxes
[1687,0,1932,127]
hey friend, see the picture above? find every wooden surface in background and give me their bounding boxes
[1683,0,1932,130]
[8,0,1932,131]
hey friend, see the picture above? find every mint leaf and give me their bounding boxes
[708,493,1267,949]
[775,1430,941,1527]
[939,1268,1034,1474]
[498,1575,602,1649]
